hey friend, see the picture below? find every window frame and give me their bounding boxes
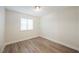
[20,18,33,31]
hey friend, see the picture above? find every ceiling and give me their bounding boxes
[5,6,71,17]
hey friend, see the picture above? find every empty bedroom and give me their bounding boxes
[0,6,79,53]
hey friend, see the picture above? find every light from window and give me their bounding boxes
[20,18,33,31]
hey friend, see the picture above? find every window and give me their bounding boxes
[20,18,33,31]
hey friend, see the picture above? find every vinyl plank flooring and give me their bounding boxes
[3,37,79,53]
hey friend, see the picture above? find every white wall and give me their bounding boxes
[40,7,79,51]
[0,7,5,52]
[77,7,79,40]
[5,10,40,45]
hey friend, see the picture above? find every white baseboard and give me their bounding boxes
[40,35,79,51]
[4,35,79,51]
[5,35,39,46]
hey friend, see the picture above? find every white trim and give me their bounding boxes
[40,35,79,51]
[4,35,79,51]
[5,35,39,46]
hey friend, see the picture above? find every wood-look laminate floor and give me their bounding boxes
[3,37,79,53]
